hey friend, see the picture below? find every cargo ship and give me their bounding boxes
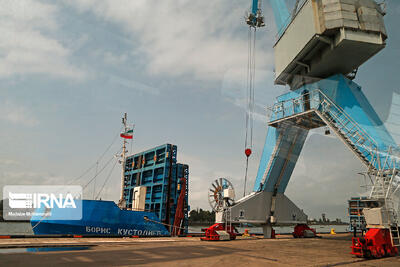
[31,114,189,236]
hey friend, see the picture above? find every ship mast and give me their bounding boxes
[119,113,128,207]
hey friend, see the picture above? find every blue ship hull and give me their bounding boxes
[30,200,170,236]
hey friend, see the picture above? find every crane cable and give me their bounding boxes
[95,159,118,200]
[33,129,123,230]
[82,147,122,191]
[68,126,123,186]
[244,25,257,197]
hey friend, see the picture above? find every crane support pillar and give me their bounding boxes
[253,123,308,192]
[262,224,273,238]
[255,74,398,193]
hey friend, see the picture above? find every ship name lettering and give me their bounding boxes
[116,228,160,236]
[86,226,111,234]
[118,228,161,235]
[118,228,133,235]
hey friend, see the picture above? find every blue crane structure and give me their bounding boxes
[225,0,399,239]
[248,0,290,32]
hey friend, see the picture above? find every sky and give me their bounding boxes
[1,0,399,221]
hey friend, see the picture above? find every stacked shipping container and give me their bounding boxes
[122,144,189,233]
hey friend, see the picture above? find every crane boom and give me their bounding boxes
[248,1,291,35]
[246,0,265,28]
[251,0,261,15]
[269,0,290,36]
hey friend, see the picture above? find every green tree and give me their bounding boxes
[189,208,215,223]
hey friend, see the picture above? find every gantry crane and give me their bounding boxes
[204,1,399,258]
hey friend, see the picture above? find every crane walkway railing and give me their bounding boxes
[267,88,400,232]
[267,89,399,172]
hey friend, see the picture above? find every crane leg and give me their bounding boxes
[263,224,273,238]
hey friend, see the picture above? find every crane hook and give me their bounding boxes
[245,148,252,157]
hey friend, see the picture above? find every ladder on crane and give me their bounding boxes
[268,89,399,172]
[268,88,400,247]
[390,225,400,247]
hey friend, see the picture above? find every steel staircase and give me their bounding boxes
[313,91,400,248]
[309,91,400,246]
[268,89,400,235]
[268,89,400,172]
[315,92,379,170]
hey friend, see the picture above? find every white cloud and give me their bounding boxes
[385,91,400,145]
[0,170,68,199]
[0,159,20,166]
[286,133,367,219]
[64,0,274,81]
[103,51,128,65]
[221,67,285,122]
[0,0,84,79]
[180,152,247,209]
[0,100,39,126]
[90,49,128,66]
[107,73,160,95]
[396,4,400,15]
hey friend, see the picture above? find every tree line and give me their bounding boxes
[188,208,215,224]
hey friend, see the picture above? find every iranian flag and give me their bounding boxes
[120,129,133,139]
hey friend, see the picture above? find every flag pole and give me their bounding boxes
[119,113,128,208]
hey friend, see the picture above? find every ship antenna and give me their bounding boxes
[119,112,128,208]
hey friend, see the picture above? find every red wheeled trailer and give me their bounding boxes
[200,223,237,241]
[292,224,317,238]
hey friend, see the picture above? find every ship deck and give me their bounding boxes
[0,233,399,266]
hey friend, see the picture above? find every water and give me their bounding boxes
[26,246,90,252]
[0,247,90,254]
[0,222,33,235]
